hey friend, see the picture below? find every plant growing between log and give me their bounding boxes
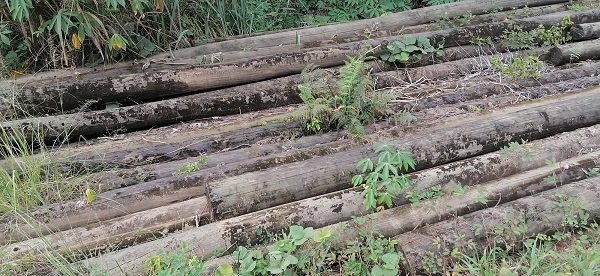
[172,154,209,176]
[293,48,400,137]
[352,142,415,211]
[474,16,574,50]
[490,55,544,79]
[144,224,402,275]
[379,36,444,63]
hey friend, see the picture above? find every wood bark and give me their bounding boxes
[149,0,569,59]
[3,0,570,94]
[401,61,600,112]
[95,136,600,275]
[2,197,210,263]
[4,8,598,117]
[395,178,600,275]
[571,22,600,40]
[0,45,550,144]
[206,86,600,220]
[0,134,360,244]
[7,65,598,244]
[548,39,600,65]
[0,79,301,142]
[90,61,600,191]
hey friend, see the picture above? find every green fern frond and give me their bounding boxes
[345,117,366,138]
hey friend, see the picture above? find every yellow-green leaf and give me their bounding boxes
[85,188,97,203]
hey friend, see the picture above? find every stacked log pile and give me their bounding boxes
[2,0,600,275]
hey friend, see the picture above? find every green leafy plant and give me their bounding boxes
[352,142,415,211]
[436,12,475,29]
[425,0,462,6]
[172,154,209,176]
[490,56,544,79]
[583,167,600,178]
[379,36,444,63]
[405,185,444,207]
[144,243,205,276]
[293,48,400,137]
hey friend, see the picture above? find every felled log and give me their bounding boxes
[206,86,600,220]
[571,22,600,40]
[2,197,210,263]
[81,135,600,275]
[0,44,551,143]
[0,134,361,244]
[395,177,600,275]
[150,0,569,59]
[185,138,600,275]
[5,8,598,118]
[548,39,600,65]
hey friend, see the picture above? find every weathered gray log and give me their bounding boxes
[395,178,600,275]
[94,60,600,187]
[403,61,600,112]
[548,39,600,65]
[206,86,600,220]
[0,79,301,142]
[4,0,570,93]
[0,44,550,143]
[81,145,600,275]
[8,61,598,244]
[2,197,209,263]
[5,7,598,117]
[572,22,600,40]
[151,0,569,59]
[0,134,362,245]
[95,128,350,186]
[394,2,573,36]
[200,145,600,274]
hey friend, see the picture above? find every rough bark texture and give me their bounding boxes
[0,135,361,244]
[2,197,209,263]
[5,7,598,117]
[82,146,600,275]
[206,86,600,220]
[199,145,600,274]
[571,22,600,40]
[395,178,600,275]
[0,45,550,143]
[1,80,301,142]
[548,39,600,65]
[149,0,569,59]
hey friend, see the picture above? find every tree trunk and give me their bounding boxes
[96,136,600,275]
[548,39,600,65]
[3,0,570,96]
[206,86,600,220]
[2,196,210,263]
[395,178,600,275]
[0,134,360,244]
[5,8,598,117]
[0,43,552,144]
[149,0,568,59]
[571,22,600,40]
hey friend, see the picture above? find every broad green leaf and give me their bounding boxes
[402,36,417,45]
[352,175,364,186]
[398,52,410,61]
[404,45,419,52]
